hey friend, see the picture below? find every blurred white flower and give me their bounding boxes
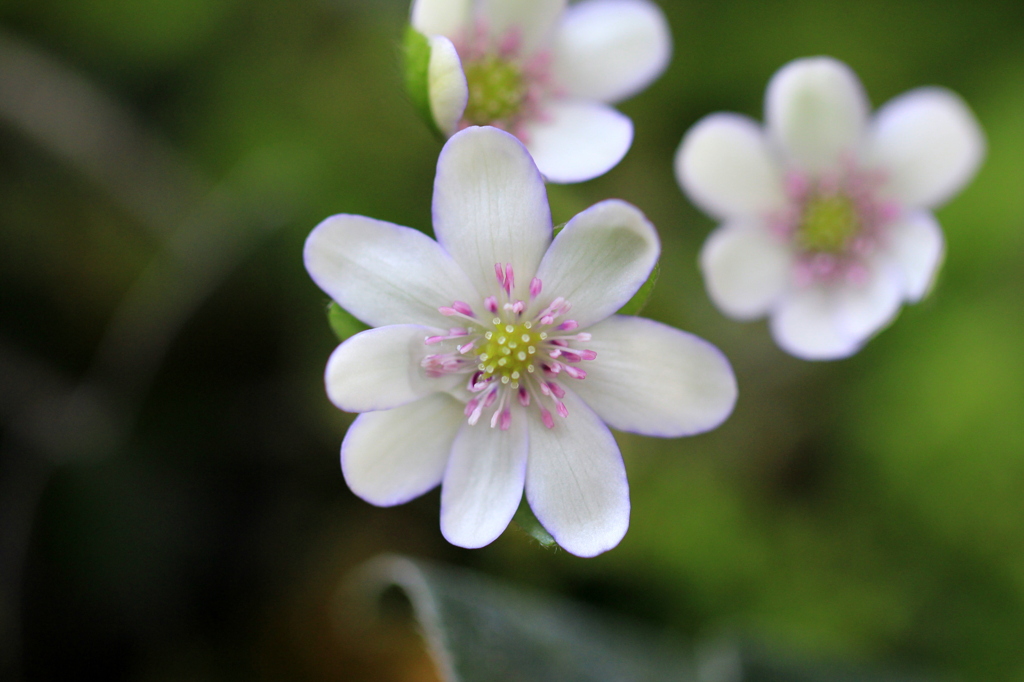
[305,126,736,556]
[409,0,671,183]
[675,56,985,360]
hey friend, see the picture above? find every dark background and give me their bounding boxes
[2,0,1024,679]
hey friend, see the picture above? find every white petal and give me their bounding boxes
[326,325,458,412]
[440,412,528,548]
[433,127,551,298]
[525,389,628,557]
[476,0,567,55]
[879,211,945,302]
[341,394,464,506]
[674,113,786,221]
[304,214,476,328]
[551,0,671,103]
[867,87,985,209]
[427,36,468,135]
[522,100,633,183]
[699,220,793,319]
[411,0,472,38]
[532,199,659,328]
[770,266,903,361]
[765,57,869,172]
[572,316,737,437]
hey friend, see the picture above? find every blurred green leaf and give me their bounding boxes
[512,497,556,549]
[403,26,443,139]
[346,555,694,682]
[327,301,369,342]
[618,261,659,316]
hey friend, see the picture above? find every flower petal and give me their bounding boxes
[341,394,465,506]
[551,0,671,104]
[532,199,659,328]
[411,0,472,39]
[432,126,551,298]
[440,412,528,548]
[522,100,633,183]
[428,36,469,135]
[674,113,786,221]
[476,0,567,55]
[699,220,793,319]
[765,57,869,172]
[867,87,985,209]
[525,389,628,557]
[305,214,476,328]
[572,316,737,437]
[770,266,903,361]
[879,210,945,302]
[326,325,459,412]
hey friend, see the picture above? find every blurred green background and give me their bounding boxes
[2,0,1024,680]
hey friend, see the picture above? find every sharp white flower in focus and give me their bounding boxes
[408,0,672,183]
[675,56,985,360]
[305,126,736,557]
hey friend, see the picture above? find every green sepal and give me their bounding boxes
[551,221,567,238]
[512,496,557,549]
[616,261,659,316]
[402,26,444,139]
[327,301,370,343]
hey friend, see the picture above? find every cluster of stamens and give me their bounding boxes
[454,21,556,139]
[421,263,597,431]
[769,160,900,286]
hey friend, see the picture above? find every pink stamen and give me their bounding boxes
[541,408,555,429]
[530,277,542,298]
[518,387,530,406]
[485,296,499,313]
[547,382,565,399]
[495,263,505,286]
[499,408,512,431]
[563,365,586,380]
[556,402,569,418]
[505,264,515,292]
[557,320,578,331]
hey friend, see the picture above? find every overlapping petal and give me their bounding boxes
[427,36,469,135]
[699,221,793,319]
[522,100,633,184]
[441,414,529,548]
[526,390,628,557]
[770,266,903,361]
[880,211,945,302]
[675,113,786,221]
[867,87,985,209]
[411,0,472,39]
[341,394,465,506]
[305,214,476,328]
[572,316,737,437]
[766,57,869,172]
[532,199,659,328]
[551,0,671,104]
[326,325,460,412]
[433,127,551,298]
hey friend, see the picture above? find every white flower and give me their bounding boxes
[305,126,736,557]
[675,57,985,360]
[410,0,672,183]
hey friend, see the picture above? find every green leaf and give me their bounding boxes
[402,26,444,139]
[617,261,659,316]
[345,555,694,682]
[512,497,557,549]
[327,301,369,342]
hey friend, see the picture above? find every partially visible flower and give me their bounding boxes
[675,57,985,360]
[408,0,671,183]
[305,126,736,557]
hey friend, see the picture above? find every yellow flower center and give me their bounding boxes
[462,55,527,125]
[476,319,546,389]
[797,194,860,253]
